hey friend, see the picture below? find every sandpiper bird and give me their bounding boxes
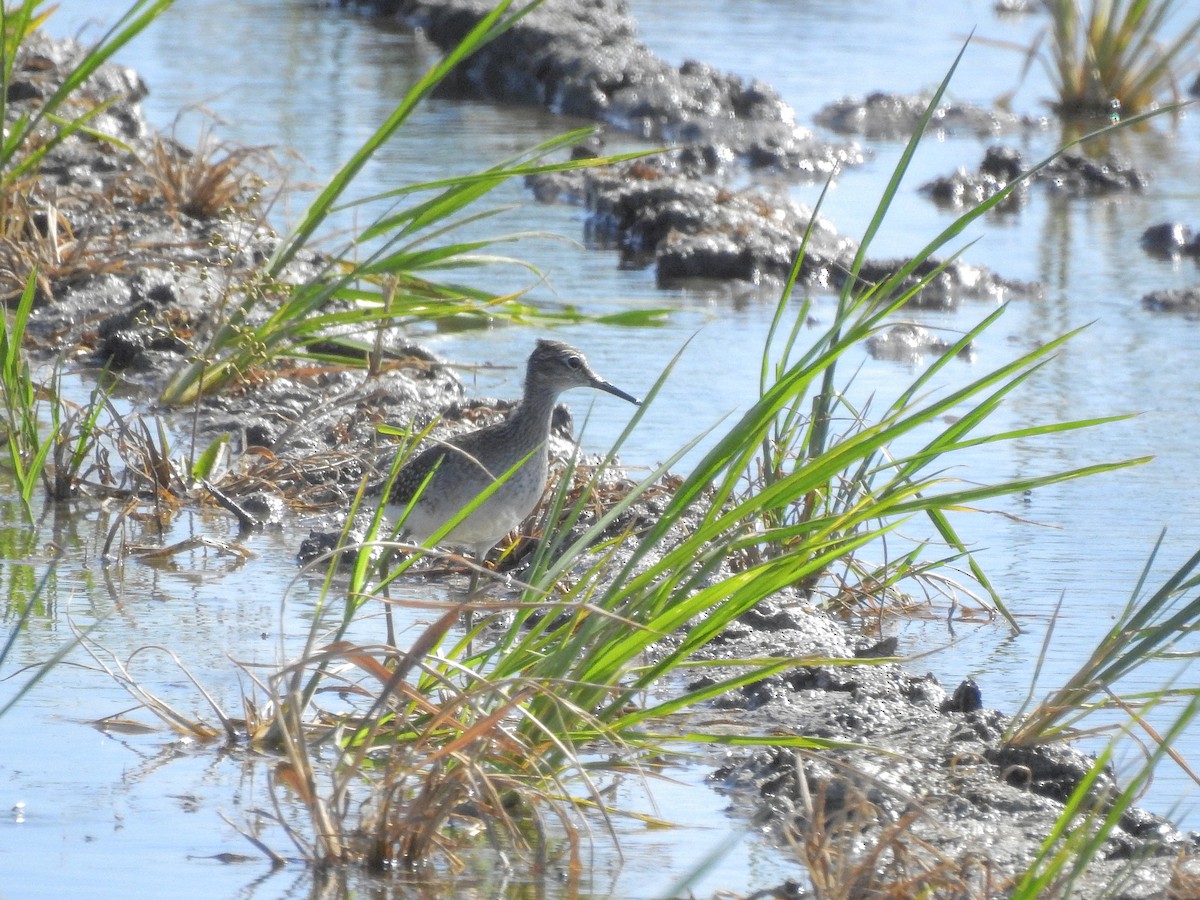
[383,339,641,593]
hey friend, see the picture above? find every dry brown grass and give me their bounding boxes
[143,132,272,221]
[251,614,606,876]
[0,188,128,304]
[1168,852,1200,898]
[0,179,209,309]
[788,755,1008,899]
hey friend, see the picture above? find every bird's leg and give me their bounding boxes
[380,545,398,651]
[462,542,493,633]
[466,555,481,600]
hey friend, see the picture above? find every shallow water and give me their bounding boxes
[9,0,1200,893]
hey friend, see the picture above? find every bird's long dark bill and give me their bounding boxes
[594,379,641,406]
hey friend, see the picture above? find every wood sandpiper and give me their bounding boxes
[383,339,640,592]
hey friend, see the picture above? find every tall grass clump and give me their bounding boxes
[1028,0,1200,116]
[248,42,1153,876]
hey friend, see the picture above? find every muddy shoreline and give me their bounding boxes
[12,6,1196,895]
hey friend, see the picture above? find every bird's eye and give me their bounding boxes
[566,355,582,369]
